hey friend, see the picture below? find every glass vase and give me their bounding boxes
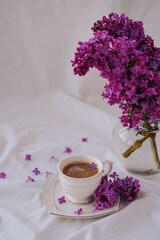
[112,123,160,174]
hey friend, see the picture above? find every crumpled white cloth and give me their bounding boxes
[0,91,117,240]
[1,1,160,240]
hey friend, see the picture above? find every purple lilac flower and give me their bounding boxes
[0,172,6,179]
[94,172,140,210]
[25,154,31,161]
[46,171,53,178]
[32,168,41,175]
[82,138,88,142]
[109,173,123,194]
[92,13,147,49]
[64,147,72,154]
[26,176,35,182]
[58,196,66,204]
[120,176,140,201]
[95,175,119,210]
[72,13,160,130]
[74,208,83,215]
[90,162,97,169]
[91,13,160,72]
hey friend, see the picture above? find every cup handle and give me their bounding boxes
[102,160,113,176]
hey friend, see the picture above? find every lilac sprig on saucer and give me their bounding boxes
[95,176,119,210]
[94,172,140,210]
[74,208,83,215]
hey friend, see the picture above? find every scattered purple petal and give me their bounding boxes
[46,171,53,178]
[26,176,35,182]
[82,138,88,142]
[93,204,103,213]
[58,196,66,204]
[64,147,72,154]
[90,162,97,169]
[32,168,41,175]
[49,155,57,163]
[74,208,83,215]
[109,172,119,179]
[0,172,6,179]
[25,154,31,161]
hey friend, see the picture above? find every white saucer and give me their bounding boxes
[43,173,120,219]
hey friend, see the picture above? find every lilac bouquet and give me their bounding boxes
[94,172,140,210]
[72,13,160,168]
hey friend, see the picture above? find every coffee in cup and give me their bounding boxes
[58,155,112,204]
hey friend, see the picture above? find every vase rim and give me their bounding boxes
[114,123,160,134]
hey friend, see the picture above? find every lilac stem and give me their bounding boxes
[122,131,160,169]
[149,133,160,169]
[122,135,150,158]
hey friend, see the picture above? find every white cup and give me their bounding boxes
[58,155,113,204]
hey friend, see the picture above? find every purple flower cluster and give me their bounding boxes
[95,176,119,210]
[120,176,140,201]
[72,13,160,129]
[94,172,140,210]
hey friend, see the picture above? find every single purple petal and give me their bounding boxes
[0,172,7,179]
[74,208,83,215]
[90,162,97,169]
[50,156,55,161]
[25,154,31,161]
[49,155,57,163]
[58,196,66,204]
[64,147,72,154]
[93,205,103,213]
[109,172,119,179]
[46,171,53,178]
[26,176,35,182]
[82,138,88,142]
[32,168,41,175]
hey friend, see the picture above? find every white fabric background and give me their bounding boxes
[0,0,160,239]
